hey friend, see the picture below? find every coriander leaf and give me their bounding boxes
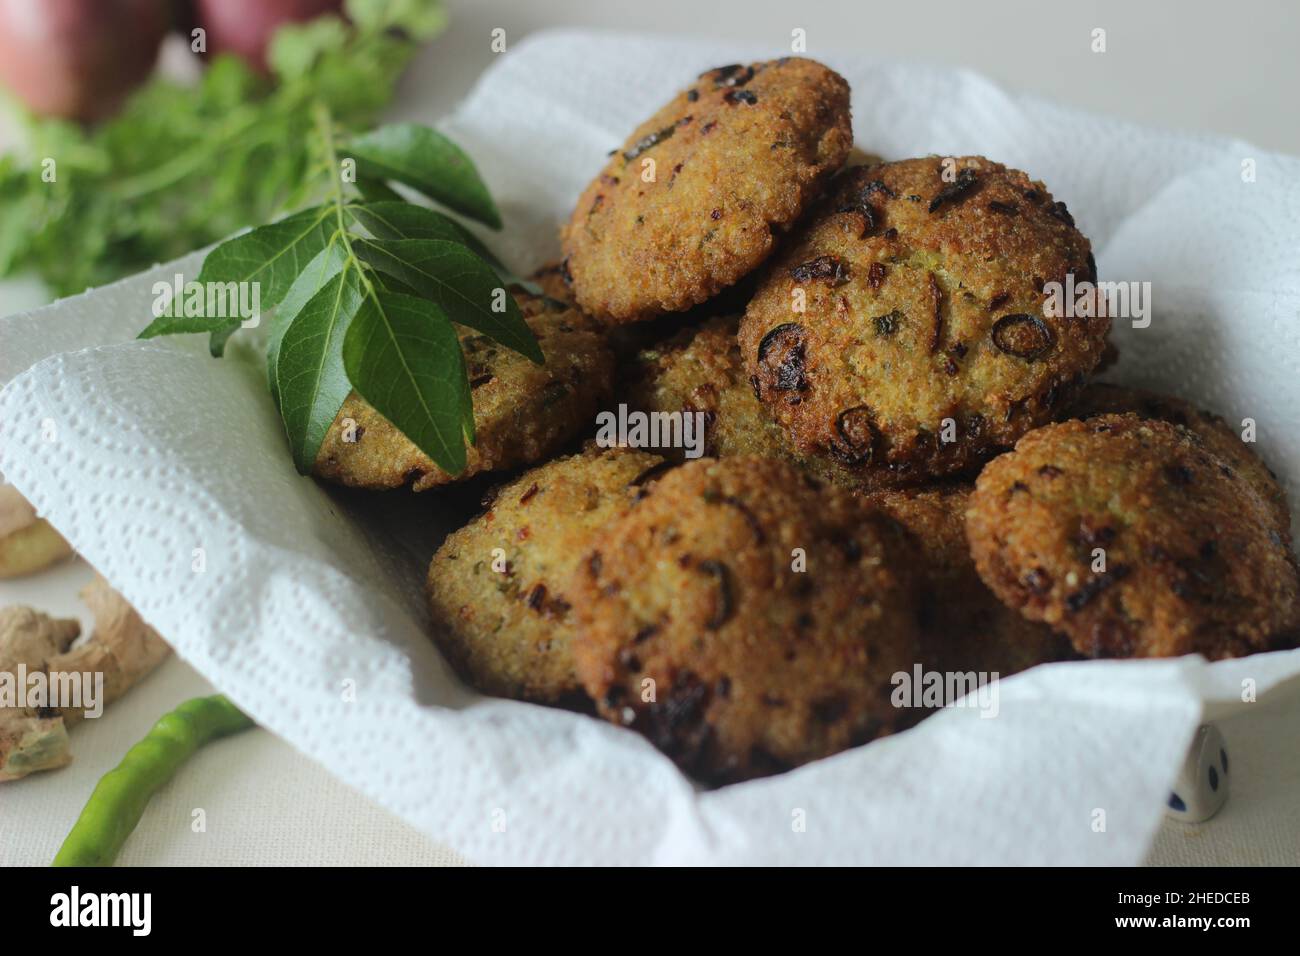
[343,290,470,475]
[276,264,364,472]
[0,159,38,274]
[352,237,541,362]
[267,240,350,406]
[346,0,449,43]
[344,124,502,229]
[139,206,335,352]
[268,15,349,81]
[347,200,503,270]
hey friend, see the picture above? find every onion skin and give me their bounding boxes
[195,0,342,72]
[0,0,169,121]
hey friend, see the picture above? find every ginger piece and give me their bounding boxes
[0,577,170,781]
[0,484,73,578]
[0,604,80,666]
[0,605,79,781]
[0,712,71,780]
[55,576,172,725]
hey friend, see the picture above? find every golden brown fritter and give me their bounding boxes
[562,59,853,324]
[623,314,795,462]
[966,415,1300,660]
[531,260,717,360]
[569,456,923,783]
[314,292,615,491]
[527,260,573,305]
[426,446,665,703]
[865,484,1076,676]
[1065,383,1291,540]
[739,157,1110,490]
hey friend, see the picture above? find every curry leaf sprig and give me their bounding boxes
[139,110,540,478]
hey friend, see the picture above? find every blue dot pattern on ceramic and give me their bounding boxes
[1209,765,1219,791]
[1220,748,1229,774]
[1168,792,1186,812]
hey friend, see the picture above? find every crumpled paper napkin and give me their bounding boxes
[3,31,1298,865]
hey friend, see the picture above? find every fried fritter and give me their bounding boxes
[427,446,666,703]
[966,415,1300,659]
[740,156,1109,489]
[527,260,573,305]
[623,314,794,462]
[562,59,853,323]
[569,456,923,783]
[314,292,615,491]
[867,484,1076,676]
[1066,382,1291,540]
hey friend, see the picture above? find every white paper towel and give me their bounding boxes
[3,31,1299,865]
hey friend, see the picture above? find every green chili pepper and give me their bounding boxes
[52,694,254,867]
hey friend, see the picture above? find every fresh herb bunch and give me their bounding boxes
[0,0,447,296]
[139,110,540,478]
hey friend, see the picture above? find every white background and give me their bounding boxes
[4,0,1300,866]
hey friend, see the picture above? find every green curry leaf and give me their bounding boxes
[344,124,502,228]
[342,290,469,475]
[352,237,540,362]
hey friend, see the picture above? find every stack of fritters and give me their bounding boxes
[314,58,1299,782]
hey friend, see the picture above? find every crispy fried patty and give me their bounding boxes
[569,456,923,783]
[1065,383,1292,541]
[740,156,1109,489]
[623,314,794,462]
[562,59,853,323]
[966,415,1300,659]
[527,260,574,305]
[427,445,666,703]
[866,483,1076,676]
[314,292,615,491]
